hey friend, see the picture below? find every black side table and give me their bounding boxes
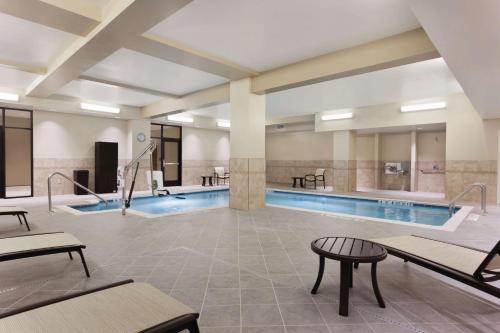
[291,176,305,188]
[201,176,214,186]
[310,237,387,316]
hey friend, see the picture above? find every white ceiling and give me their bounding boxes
[186,103,230,120]
[83,48,228,96]
[57,79,163,107]
[408,0,500,118]
[0,12,76,68]
[0,67,41,91]
[149,0,420,71]
[266,58,463,118]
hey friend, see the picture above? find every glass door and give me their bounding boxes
[151,123,182,186]
[0,108,33,198]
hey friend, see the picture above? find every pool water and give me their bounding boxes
[70,189,456,226]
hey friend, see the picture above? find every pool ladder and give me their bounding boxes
[448,182,486,217]
[48,172,108,212]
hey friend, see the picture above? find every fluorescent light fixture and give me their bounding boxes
[0,92,19,102]
[400,101,446,112]
[80,103,120,114]
[321,112,353,121]
[217,120,230,128]
[167,114,193,123]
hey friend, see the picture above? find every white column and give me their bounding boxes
[410,130,417,192]
[332,130,357,192]
[229,78,266,210]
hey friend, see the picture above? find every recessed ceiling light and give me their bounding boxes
[80,103,120,114]
[167,114,194,123]
[400,102,446,112]
[0,92,19,102]
[321,112,353,121]
[217,120,230,128]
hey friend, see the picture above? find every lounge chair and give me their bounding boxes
[371,235,500,298]
[0,280,200,333]
[304,168,326,189]
[0,206,30,231]
[0,232,90,277]
[146,170,170,195]
[214,166,230,185]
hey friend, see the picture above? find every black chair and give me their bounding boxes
[304,169,326,189]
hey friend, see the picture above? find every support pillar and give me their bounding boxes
[374,134,381,190]
[410,130,417,192]
[333,131,357,192]
[229,78,266,210]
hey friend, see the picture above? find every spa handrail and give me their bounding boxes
[48,172,107,212]
[449,182,486,217]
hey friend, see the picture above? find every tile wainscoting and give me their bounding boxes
[445,160,497,203]
[182,160,229,186]
[416,161,445,193]
[34,158,150,196]
[230,158,265,210]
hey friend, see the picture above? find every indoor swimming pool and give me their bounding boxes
[68,189,463,227]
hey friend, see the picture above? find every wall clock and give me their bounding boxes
[136,132,146,142]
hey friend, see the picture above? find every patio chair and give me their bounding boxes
[0,280,200,332]
[214,166,230,185]
[304,168,326,189]
[0,232,90,277]
[371,235,500,298]
[0,206,30,231]
[146,170,170,195]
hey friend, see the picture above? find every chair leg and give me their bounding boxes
[77,249,90,277]
[187,320,200,333]
[17,214,23,225]
[68,252,73,260]
[22,214,30,231]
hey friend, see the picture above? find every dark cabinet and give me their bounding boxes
[95,142,118,193]
[73,170,89,195]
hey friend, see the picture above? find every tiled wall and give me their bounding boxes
[333,160,357,192]
[230,158,266,209]
[445,160,497,203]
[182,160,229,186]
[356,160,376,189]
[34,158,150,196]
[416,161,445,193]
[266,160,333,187]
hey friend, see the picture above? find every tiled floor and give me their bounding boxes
[0,199,499,332]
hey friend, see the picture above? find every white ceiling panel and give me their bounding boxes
[57,80,163,107]
[149,0,420,71]
[0,67,41,91]
[266,58,463,118]
[0,12,76,67]
[187,103,230,120]
[84,48,228,96]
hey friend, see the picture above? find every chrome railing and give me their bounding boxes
[121,141,157,215]
[48,172,107,212]
[449,182,487,217]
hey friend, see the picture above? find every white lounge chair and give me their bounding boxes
[0,206,30,231]
[0,280,200,332]
[146,170,170,195]
[214,167,229,185]
[0,232,89,277]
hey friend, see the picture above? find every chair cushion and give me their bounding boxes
[0,206,27,214]
[0,233,82,255]
[0,283,196,333]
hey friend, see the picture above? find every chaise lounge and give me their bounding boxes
[0,280,200,332]
[371,235,500,298]
[304,168,326,189]
[0,206,30,231]
[0,232,90,277]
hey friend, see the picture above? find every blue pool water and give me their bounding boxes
[70,189,456,226]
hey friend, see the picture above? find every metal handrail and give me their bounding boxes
[449,182,487,217]
[121,141,157,215]
[48,172,108,212]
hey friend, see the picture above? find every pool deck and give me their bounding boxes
[0,185,498,332]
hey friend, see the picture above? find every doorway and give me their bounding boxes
[151,123,182,186]
[0,108,33,198]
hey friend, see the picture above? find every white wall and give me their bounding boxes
[266,131,333,160]
[356,135,375,160]
[182,127,230,161]
[33,111,129,159]
[417,131,446,161]
[380,133,411,160]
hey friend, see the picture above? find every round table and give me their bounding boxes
[310,237,387,316]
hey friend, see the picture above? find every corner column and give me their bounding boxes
[410,130,417,192]
[229,78,266,210]
[333,130,357,192]
[374,133,381,189]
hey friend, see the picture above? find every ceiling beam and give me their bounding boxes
[142,83,229,118]
[78,75,179,98]
[26,0,192,98]
[0,58,46,75]
[126,33,259,80]
[251,28,439,94]
[0,0,101,36]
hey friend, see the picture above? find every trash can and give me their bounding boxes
[73,170,89,195]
